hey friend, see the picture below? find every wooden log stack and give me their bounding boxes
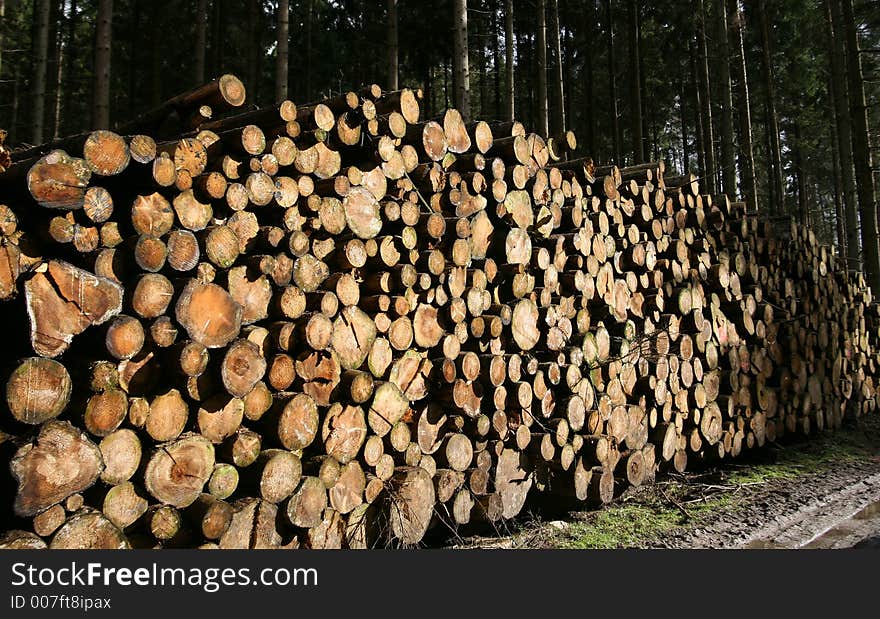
[0,73,877,550]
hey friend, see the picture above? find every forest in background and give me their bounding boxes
[2,0,880,284]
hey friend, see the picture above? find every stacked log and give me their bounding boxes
[0,74,877,550]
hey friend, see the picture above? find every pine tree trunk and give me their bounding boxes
[583,1,595,156]
[690,39,706,179]
[387,0,398,91]
[246,0,258,102]
[535,0,549,136]
[680,76,690,174]
[210,0,222,77]
[0,0,5,78]
[444,58,449,109]
[757,0,783,210]
[606,0,621,163]
[276,0,289,102]
[831,119,847,255]
[195,0,208,85]
[504,0,515,122]
[628,0,644,163]
[128,0,139,121]
[52,0,65,139]
[11,65,19,142]
[92,0,113,130]
[306,0,313,101]
[714,0,736,197]
[424,65,432,117]
[695,0,715,194]
[150,2,162,107]
[638,8,649,158]
[827,0,860,267]
[793,121,807,224]
[561,0,574,135]
[47,0,58,138]
[492,1,501,118]
[32,0,51,143]
[64,0,78,134]
[841,0,880,292]
[728,0,757,212]
[476,11,489,116]
[548,0,565,136]
[453,0,471,121]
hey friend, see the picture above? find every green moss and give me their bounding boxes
[554,502,684,549]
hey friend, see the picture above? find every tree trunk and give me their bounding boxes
[606,0,621,163]
[793,121,807,224]
[831,120,847,254]
[638,6,649,159]
[128,0,140,121]
[453,0,471,121]
[695,0,715,194]
[52,0,65,139]
[492,1,501,118]
[757,0,783,211]
[210,0,222,77]
[504,0,515,122]
[826,0,860,268]
[246,0,258,102]
[387,0,399,91]
[728,0,757,212]
[476,9,489,116]
[10,64,19,142]
[714,0,736,197]
[628,0,644,163]
[32,0,51,143]
[548,0,565,136]
[583,1,595,156]
[0,0,4,78]
[46,0,58,139]
[150,2,162,107]
[562,0,574,132]
[690,40,705,179]
[305,0,313,101]
[64,0,78,135]
[276,0,289,102]
[195,0,208,85]
[536,0,549,136]
[92,0,113,130]
[679,76,690,175]
[841,0,880,292]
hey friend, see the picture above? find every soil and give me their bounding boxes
[661,456,880,549]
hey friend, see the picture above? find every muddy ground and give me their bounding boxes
[447,415,880,549]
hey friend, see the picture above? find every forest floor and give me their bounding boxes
[449,415,880,549]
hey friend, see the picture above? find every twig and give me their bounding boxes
[659,487,692,520]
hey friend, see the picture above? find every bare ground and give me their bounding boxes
[447,415,880,549]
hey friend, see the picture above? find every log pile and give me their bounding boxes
[0,73,877,549]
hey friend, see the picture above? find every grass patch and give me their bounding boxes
[553,501,684,549]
